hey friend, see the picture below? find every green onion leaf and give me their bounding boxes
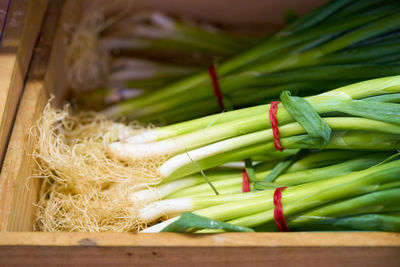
[363,93,400,103]
[280,91,332,148]
[244,158,256,182]
[254,181,284,190]
[338,100,400,125]
[262,149,307,183]
[161,212,254,233]
[297,214,400,232]
[186,152,219,195]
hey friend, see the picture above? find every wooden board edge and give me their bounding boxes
[0,0,11,37]
[0,0,48,167]
[0,0,63,231]
[0,232,399,247]
[1,246,399,267]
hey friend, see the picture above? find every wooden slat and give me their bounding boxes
[0,246,399,267]
[0,0,48,168]
[0,0,62,231]
[112,0,329,34]
[0,0,10,37]
[0,232,399,247]
[0,233,399,267]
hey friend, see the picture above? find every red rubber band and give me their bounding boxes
[269,101,283,151]
[273,187,290,232]
[208,64,225,110]
[242,170,250,192]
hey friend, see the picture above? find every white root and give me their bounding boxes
[32,103,163,232]
[129,177,202,205]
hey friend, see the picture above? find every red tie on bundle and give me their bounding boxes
[209,64,252,193]
[270,103,290,230]
[209,68,289,229]
[269,101,283,151]
[208,64,225,110]
[273,186,290,231]
[268,101,291,230]
[242,170,250,192]
[208,67,283,152]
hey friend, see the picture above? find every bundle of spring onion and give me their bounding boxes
[100,0,400,124]
[33,76,400,232]
[68,9,259,110]
[129,150,391,204]
[141,154,400,233]
[108,76,400,181]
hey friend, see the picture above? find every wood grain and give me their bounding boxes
[0,0,10,37]
[131,0,329,27]
[0,0,61,231]
[0,232,399,266]
[0,0,48,168]
[0,232,399,247]
[0,246,399,267]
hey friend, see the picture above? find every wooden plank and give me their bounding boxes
[0,232,399,247]
[110,0,329,34]
[0,0,48,168]
[0,0,11,37]
[0,0,63,231]
[0,233,399,267]
[0,246,399,267]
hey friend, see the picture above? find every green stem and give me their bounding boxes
[222,160,400,227]
[161,118,400,180]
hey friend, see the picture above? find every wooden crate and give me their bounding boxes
[0,0,48,168]
[0,0,399,266]
[0,0,10,32]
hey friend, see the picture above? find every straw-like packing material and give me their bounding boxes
[32,103,168,232]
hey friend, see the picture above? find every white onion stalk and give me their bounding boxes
[130,176,205,204]
[130,168,247,204]
[141,217,179,233]
[217,161,246,169]
[166,178,243,199]
[107,58,200,88]
[139,198,193,223]
[102,11,254,56]
[138,191,266,224]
